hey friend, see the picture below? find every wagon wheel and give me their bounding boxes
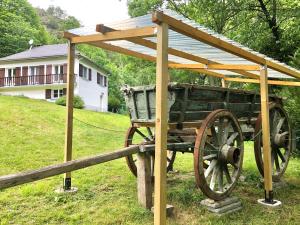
[194,109,244,201]
[124,126,176,177]
[254,103,292,182]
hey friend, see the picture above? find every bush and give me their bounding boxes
[55,95,85,109]
[108,96,122,113]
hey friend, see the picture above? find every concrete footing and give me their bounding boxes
[200,196,242,216]
[55,187,78,194]
[151,204,174,217]
[257,199,282,207]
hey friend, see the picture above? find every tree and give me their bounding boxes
[0,0,49,57]
[36,6,81,42]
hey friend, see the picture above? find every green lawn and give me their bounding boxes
[0,95,299,225]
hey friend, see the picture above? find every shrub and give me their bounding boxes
[108,95,121,113]
[55,95,85,109]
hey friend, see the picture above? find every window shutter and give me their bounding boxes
[88,69,92,81]
[79,64,83,77]
[63,88,67,95]
[97,73,100,84]
[104,76,107,87]
[45,89,51,99]
[22,66,28,85]
[0,68,4,87]
[46,65,52,84]
[63,63,67,74]
[15,67,21,86]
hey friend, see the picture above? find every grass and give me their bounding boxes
[0,95,299,224]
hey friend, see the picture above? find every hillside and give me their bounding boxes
[0,96,300,224]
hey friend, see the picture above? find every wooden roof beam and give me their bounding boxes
[152,11,300,79]
[67,26,157,44]
[169,63,261,71]
[64,32,225,78]
[96,25,257,79]
[224,77,300,87]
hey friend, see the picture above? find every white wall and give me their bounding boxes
[0,89,46,99]
[76,58,108,112]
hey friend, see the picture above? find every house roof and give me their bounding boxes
[0,44,70,61]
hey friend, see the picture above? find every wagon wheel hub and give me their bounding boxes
[273,131,288,148]
[220,144,241,165]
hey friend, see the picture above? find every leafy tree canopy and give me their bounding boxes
[0,0,49,57]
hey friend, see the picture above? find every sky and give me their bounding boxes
[28,0,129,26]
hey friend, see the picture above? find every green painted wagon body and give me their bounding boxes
[123,83,281,125]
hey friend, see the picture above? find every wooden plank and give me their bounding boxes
[225,77,300,87]
[69,26,157,44]
[259,66,273,199]
[169,63,261,71]
[64,31,157,62]
[96,25,257,79]
[64,42,75,188]
[137,152,153,209]
[0,146,139,190]
[154,22,169,225]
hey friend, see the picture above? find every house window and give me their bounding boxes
[53,65,64,82]
[7,68,16,77]
[52,89,64,99]
[79,64,88,79]
[54,65,64,75]
[29,66,38,76]
[97,73,107,87]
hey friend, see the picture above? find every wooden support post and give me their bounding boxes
[259,65,273,202]
[63,42,75,190]
[154,22,169,225]
[137,152,152,209]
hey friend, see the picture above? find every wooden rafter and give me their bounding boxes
[64,32,225,78]
[224,77,300,87]
[169,63,261,71]
[152,11,300,80]
[96,25,258,79]
[66,26,157,44]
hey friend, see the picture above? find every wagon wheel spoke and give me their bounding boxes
[277,148,286,163]
[135,129,151,141]
[224,164,233,184]
[205,141,218,151]
[203,154,218,161]
[210,166,218,190]
[218,165,224,192]
[274,149,281,173]
[210,126,219,146]
[276,117,285,134]
[227,132,238,145]
[272,110,280,131]
[204,159,217,178]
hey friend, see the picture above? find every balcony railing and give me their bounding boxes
[0,74,67,87]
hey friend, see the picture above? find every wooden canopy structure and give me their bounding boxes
[63,10,300,225]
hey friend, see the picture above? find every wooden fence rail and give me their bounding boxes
[0,145,139,190]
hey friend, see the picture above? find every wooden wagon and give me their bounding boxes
[123,83,292,200]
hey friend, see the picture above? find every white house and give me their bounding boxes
[0,44,108,112]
